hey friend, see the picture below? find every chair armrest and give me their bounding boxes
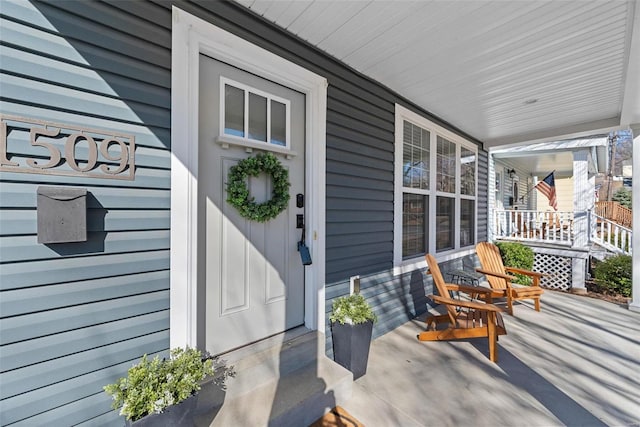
[476,268,516,282]
[428,294,503,312]
[504,267,548,278]
[445,283,494,295]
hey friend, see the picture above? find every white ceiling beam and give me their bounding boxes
[483,118,623,150]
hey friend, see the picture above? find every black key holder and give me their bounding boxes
[298,228,312,266]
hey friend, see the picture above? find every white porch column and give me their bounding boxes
[630,128,640,312]
[571,150,589,293]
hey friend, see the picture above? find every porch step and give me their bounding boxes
[194,329,353,426]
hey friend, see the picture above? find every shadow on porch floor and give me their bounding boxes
[340,290,640,426]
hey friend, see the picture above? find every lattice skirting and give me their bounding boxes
[534,252,572,291]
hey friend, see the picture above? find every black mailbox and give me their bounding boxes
[37,186,87,244]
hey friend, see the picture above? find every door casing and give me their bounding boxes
[170,7,327,349]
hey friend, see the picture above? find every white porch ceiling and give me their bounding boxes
[235,0,640,147]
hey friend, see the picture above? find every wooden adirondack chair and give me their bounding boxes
[418,254,506,363]
[475,242,544,315]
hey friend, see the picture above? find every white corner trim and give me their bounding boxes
[393,105,404,269]
[170,7,327,349]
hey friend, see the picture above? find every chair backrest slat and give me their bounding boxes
[476,242,508,290]
[425,254,458,323]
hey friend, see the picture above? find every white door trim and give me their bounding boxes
[170,7,327,349]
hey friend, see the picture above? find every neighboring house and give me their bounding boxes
[0,1,638,426]
[490,137,612,291]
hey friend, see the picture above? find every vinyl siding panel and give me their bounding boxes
[0,1,490,425]
[0,1,171,425]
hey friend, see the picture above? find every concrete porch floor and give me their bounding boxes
[341,290,640,427]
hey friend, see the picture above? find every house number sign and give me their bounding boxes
[0,114,135,180]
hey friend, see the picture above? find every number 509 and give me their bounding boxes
[1,116,135,181]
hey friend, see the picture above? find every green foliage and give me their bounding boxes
[330,293,377,325]
[593,255,632,297]
[103,348,215,421]
[226,152,291,222]
[612,187,632,209]
[495,241,535,285]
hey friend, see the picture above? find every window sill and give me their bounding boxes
[392,247,476,276]
[215,135,297,158]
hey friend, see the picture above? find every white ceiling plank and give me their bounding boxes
[315,1,426,60]
[284,1,343,38]
[252,0,314,30]
[233,0,638,145]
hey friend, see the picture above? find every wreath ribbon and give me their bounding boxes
[226,152,291,222]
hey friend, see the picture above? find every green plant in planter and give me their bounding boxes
[330,293,377,380]
[330,293,377,325]
[104,348,215,422]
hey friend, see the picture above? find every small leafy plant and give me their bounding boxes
[330,293,377,325]
[104,348,215,422]
[593,254,632,297]
[496,241,535,285]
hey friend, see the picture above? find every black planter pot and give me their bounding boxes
[125,393,197,427]
[331,320,373,380]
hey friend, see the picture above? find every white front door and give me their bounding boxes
[198,55,305,355]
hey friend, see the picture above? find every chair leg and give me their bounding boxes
[487,312,498,363]
[534,297,540,312]
[506,294,513,315]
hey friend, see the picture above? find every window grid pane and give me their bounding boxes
[271,100,287,146]
[224,84,245,137]
[460,199,475,247]
[436,196,454,251]
[403,193,427,258]
[248,93,267,141]
[436,136,455,193]
[461,147,476,196]
[402,121,430,190]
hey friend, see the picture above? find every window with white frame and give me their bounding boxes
[394,105,477,265]
[221,77,290,147]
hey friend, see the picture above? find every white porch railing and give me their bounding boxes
[494,210,574,245]
[591,214,633,255]
[493,209,633,255]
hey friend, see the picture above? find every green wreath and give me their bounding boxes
[226,152,291,222]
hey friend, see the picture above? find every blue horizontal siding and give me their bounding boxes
[0,209,171,236]
[1,182,171,209]
[0,2,172,425]
[0,230,169,262]
[1,100,170,149]
[1,290,170,345]
[1,345,169,426]
[0,270,169,317]
[0,311,169,371]
[1,73,169,127]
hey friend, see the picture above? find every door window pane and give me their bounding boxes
[461,147,476,196]
[436,196,454,251]
[248,93,267,141]
[402,121,430,189]
[460,199,475,247]
[437,136,456,193]
[224,85,244,137]
[271,100,287,146]
[403,193,427,258]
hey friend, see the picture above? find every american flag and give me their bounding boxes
[535,172,558,211]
